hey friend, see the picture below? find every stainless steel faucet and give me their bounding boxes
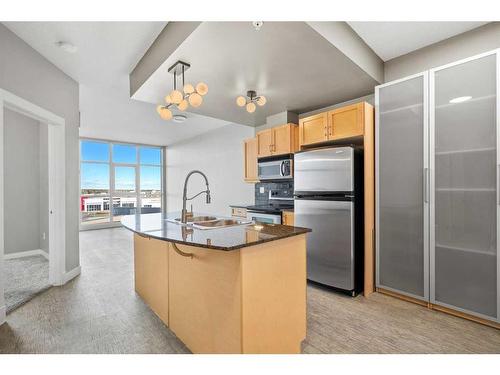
[181,170,211,223]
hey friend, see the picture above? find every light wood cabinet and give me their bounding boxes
[134,234,169,324]
[328,103,364,139]
[299,112,328,146]
[256,128,273,157]
[243,138,258,182]
[282,210,294,226]
[299,102,367,147]
[231,206,247,218]
[256,123,298,158]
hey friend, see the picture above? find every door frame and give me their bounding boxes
[0,88,66,325]
[429,48,500,323]
[374,71,430,302]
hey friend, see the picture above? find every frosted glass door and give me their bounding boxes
[376,74,428,299]
[431,52,498,320]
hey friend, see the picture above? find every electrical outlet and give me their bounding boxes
[42,232,46,240]
[259,186,265,194]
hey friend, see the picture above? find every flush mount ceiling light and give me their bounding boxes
[156,60,208,121]
[449,96,472,104]
[173,114,187,123]
[55,41,78,53]
[236,90,267,113]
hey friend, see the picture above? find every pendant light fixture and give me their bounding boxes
[236,90,267,113]
[156,61,208,121]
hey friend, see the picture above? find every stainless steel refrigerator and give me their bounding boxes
[294,146,364,295]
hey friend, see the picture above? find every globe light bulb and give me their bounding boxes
[236,96,246,107]
[246,102,256,113]
[165,94,173,104]
[189,92,203,107]
[170,90,183,104]
[159,107,173,120]
[256,95,267,106]
[177,99,189,111]
[156,105,163,115]
[183,83,194,94]
[196,82,209,96]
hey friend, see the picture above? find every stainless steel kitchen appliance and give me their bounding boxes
[294,146,364,295]
[258,155,293,181]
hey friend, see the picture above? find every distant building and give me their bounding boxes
[80,195,161,212]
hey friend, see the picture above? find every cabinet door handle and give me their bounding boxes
[424,167,429,203]
[172,242,194,258]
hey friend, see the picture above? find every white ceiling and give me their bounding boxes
[3,21,237,145]
[348,22,489,61]
[132,22,379,126]
[3,21,166,87]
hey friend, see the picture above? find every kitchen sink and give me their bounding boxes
[174,216,217,223]
[168,215,252,229]
[192,219,250,229]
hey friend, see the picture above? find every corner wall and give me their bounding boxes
[0,24,79,272]
[166,124,255,216]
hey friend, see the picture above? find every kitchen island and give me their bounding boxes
[121,213,311,354]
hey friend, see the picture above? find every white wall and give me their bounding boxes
[0,24,79,271]
[166,124,255,216]
[384,22,500,82]
[3,109,43,254]
[39,122,49,254]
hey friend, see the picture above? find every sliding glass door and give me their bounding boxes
[80,139,164,228]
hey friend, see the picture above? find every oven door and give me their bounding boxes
[247,211,282,224]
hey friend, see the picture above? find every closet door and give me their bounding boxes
[430,51,499,321]
[376,73,429,300]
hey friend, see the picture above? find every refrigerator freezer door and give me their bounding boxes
[295,198,354,290]
[294,147,354,193]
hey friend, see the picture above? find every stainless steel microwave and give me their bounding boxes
[258,157,293,181]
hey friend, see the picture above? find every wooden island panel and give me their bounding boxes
[134,234,169,325]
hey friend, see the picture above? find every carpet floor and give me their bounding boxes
[4,255,51,313]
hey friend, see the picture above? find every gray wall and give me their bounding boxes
[3,109,43,254]
[298,94,374,119]
[166,124,255,216]
[385,22,500,82]
[0,24,80,271]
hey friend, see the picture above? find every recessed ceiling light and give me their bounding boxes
[173,114,187,123]
[449,96,472,104]
[56,41,78,54]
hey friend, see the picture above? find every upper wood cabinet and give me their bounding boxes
[299,102,367,147]
[256,123,298,158]
[298,112,328,146]
[243,137,258,182]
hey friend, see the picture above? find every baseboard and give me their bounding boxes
[63,265,81,284]
[4,249,49,260]
[0,305,5,325]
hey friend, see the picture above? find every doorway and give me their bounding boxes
[0,89,66,324]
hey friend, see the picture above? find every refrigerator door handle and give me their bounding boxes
[424,167,429,203]
[497,164,500,205]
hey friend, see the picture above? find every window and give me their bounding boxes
[80,140,164,227]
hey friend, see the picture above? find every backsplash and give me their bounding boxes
[255,181,294,205]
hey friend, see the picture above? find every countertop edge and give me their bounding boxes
[122,224,311,251]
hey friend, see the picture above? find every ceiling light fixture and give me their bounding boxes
[173,114,187,123]
[56,41,78,53]
[156,61,208,121]
[236,90,267,113]
[449,96,472,104]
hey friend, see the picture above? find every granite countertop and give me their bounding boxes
[230,204,294,212]
[121,212,310,251]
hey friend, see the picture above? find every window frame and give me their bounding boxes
[79,137,165,230]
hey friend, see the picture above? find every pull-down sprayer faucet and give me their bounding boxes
[181,170,211,223]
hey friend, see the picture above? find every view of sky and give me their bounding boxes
[81,141,161,190]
